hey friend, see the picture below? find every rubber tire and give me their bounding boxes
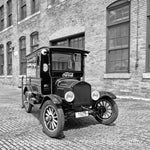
[94,98,118,125]
[24,91,33,113]
[40,100,65,138]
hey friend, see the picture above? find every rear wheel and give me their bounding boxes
[40,100,65,138]
[23,91,33,113]
[94,98,118,125]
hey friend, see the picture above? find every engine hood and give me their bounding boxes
[55,78,92,106]
[56,78,80,89]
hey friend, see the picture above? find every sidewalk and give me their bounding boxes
[0,85,150,150]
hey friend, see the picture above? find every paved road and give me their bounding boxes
[0,85,150,150]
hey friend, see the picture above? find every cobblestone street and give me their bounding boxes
[0,85,150,150]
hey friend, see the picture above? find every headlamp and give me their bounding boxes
[65,91,75,102]
[91,90,100,101]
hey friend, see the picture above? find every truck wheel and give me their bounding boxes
[94,98,118,125]
[24,91,33,113]
[40,100,65,138]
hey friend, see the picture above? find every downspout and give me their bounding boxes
[135,0,140,69]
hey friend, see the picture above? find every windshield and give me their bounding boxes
[52,52,82,71]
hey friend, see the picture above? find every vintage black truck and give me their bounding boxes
[21,46,118,138]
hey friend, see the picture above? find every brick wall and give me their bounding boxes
[85,0,150,99]
[0,0,149,99]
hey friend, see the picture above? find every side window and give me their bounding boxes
[27,55,36,77]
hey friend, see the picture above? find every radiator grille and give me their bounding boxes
[73,82,92,107]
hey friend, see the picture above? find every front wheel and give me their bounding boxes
[93,98,118,125]
[40,100,65,138]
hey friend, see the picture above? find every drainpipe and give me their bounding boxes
[135,0,139,69]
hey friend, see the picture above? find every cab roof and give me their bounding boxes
[26,46,89,58]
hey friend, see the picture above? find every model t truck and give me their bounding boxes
[22,46,118,138]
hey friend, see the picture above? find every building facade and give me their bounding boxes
[0,0,149,99]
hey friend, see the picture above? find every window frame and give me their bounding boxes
[20,0,27,20]
[106,0,130,73]
[7,0,12,27]
[19,36,26,75]
[48,0,56,6]
[0,44,4,75]
[30,31,39,52]
[146,0,150,72]
[31,0,39,14]
[50,33,85,49]
[0,5,4,31]
[7,41,12,75]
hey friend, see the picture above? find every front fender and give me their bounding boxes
[49,94,63,104]
[99,91,116,99]
[40,94,62,109]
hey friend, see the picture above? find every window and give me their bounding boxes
[48,0,56,6]
[146,0,150,72]
[36,56,40,78]
[47,0,65,6]
[19,37,26,75]
[0,5,4,31]
[7,0,12,27]
[52,53,81,71]
[106,0,130,73]
[50,33,85,49]
[31,0,39,14]
[20,0,26,20]
[7,41,12,75]
[0,44,4,75]
[30,31,39,52]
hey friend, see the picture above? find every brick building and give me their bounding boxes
[0,0,150,99]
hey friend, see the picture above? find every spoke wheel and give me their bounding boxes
[24,91,32,113]
[44,105,59,131]
[94,98,118,125]
[40,100,64,138]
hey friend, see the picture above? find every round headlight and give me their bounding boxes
[65,91,75,102]
[91,90,100,101]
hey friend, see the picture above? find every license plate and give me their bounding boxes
[75,111,89,118]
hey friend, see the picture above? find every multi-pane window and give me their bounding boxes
[106,0,130,73]
[19,37,26,75]
[7,0,12,27]
[20,0,26,20]
[47,0,65,6]
[146,0,150,72]
[48,0,56,6]
[0,5,4,31]
[51,33,85,49]
[31,0,39,14]
[7,41,12,75]
[30,32,39,52]
[0,45,4,75]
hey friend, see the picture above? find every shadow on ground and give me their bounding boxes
[30,105,99,131]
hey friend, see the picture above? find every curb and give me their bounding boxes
[117,95,150,101]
